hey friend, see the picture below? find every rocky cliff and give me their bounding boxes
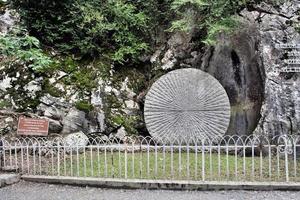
[0,1,300,139]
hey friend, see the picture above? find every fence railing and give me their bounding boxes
[0,134,300,182]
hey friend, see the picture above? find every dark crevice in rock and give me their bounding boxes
[280,72,295,80]
[231,50,241,67]
[231,50,242,86]
[254,41,266,90]
[287,116,293,135]
[269,79,279,85]
[248,4,295,20]
[201,47,215,71]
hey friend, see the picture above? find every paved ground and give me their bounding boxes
[1,181,300,200]
[0,173,20,188]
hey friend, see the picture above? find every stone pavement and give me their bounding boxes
[0,174,20,188]
[21,175,300,191]
[2,181,300,200]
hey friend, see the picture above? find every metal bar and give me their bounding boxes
[64,144,66,176]
[178,144,181,179]
[97,146,100,177]
[70,145,73,176]
[294,144,297,179]
[285,145,289,182]
[83,145,86,177]
[187,143,190,180]
[154,143,158,178]
[90,145,94,177]
[269,144,272,180]
[147,143,150,178]
[194,142,198,180]
[57,143,60,177]
[202,142,205,181]
[218,144,221,180]
[132,141,135,179]
[125,142,128,179]
[118,143,121,178]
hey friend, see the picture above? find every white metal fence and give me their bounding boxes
[0,134,300,182]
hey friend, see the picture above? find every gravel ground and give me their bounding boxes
[1,181,300,200]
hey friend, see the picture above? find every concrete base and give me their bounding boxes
[0,174,20,188]
[21,175,300,191]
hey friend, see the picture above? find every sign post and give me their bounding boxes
[17,117,49,136]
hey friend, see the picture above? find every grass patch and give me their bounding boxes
[25,150,300,182]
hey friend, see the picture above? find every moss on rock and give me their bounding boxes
[75,100,94,112]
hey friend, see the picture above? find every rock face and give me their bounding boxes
[0,8,18,35]
[198,1,300,137]
[199,24,265,136]
[247,1,300,137]
[1,1,300,139]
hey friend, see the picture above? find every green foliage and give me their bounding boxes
[111,114,139,135]
[295,24,300,34]
[11,0,153,63]
[204,17,240,45]
[0,100,12,109]
[0,29,53,71]
[171,0,210,9]
[63,67,98,97]
[75,100,94,112]
[43,79,64,98]
[170,0,250,45]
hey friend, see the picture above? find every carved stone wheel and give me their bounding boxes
[144,68,231,142]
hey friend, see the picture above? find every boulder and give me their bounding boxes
[86,110,106,133]
[62,108,88,134]
[23,79,42,98]
[110,126,127,142]
[199,22,264,136]
[37,103,64,120]
[39,94,70,108]
[44,106,64,121]
[47,118,63,134]
[62,131,89,152]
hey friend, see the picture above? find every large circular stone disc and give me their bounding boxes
[144,68,231,141]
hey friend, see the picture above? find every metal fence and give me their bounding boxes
[0,134,300,182]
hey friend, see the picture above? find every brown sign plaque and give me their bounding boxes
[17,117,49,136]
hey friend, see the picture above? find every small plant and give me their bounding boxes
[75,100,94,112]
[43,80,64,98]
[111,114,139,135]
[0,100,12,109]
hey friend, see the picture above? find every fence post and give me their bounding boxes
[285,137,289,182]
[0,139,3,171]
